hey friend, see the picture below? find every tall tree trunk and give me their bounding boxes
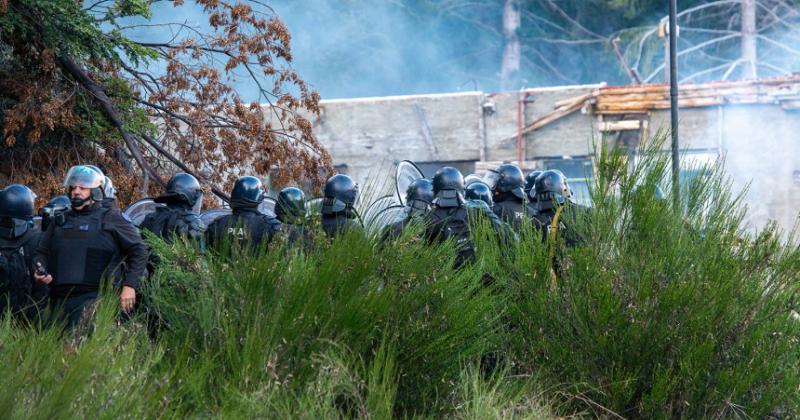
[741,0,757,79]
[500,0,521,91]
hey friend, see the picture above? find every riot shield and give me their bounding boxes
[395,160,425,206]
[200,208,231,226]
[258,197,277,217]
[123,198,159,227]
[367,205,406,234]
[305,197,324,217]
[363,195,399,227]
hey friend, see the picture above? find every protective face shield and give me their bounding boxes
[63,165,106,207]
[0,217,32,239]
[0,184,36,238]
[432,167,465,208]
[39,195,71,231]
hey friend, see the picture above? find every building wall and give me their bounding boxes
[308,88,800,234]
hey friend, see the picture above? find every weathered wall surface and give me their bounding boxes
[308,87,799,234]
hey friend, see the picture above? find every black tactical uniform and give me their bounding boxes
[35,167,148,329]
[0,185,48,321]
[206,176,281,251]
[320,174,361,238]
[484,164,533,230]
[275,187,313,250]
[383,178,433,241]
[140,173,205,247]
[424,167,508,268]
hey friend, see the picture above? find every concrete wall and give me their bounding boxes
[309,87,800,235]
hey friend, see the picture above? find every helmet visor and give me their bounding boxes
[482,170,501,191]
[0,216,30,239]
[63,166,104,189]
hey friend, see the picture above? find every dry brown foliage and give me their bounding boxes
[0,0,331,208]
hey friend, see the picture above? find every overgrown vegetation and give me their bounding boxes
[1,142,798,418]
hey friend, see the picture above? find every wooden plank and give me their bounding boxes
[598,120,642,131]
[521,99,586,135]
[553,91,596,108]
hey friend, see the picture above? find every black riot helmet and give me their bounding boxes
[534,170,571,207]
[465,181,494,208]
[484,164,525,200]
[432,166,465,208]
[276,187,306,223]
[321,174,359,215]
[524,170,543,197]
[405,178,434,214]
[158,173,203,207]
[230,176,265,209]
[0,184,36,239]
[39,195,70,232]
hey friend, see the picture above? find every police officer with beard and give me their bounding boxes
[275,187,312,249]
[424,167,507,268]
[383,178,433,241]
[0,185,48,321]
[33,166,148,329]
[206,176,281,251]
[484,164,531,230]
[140,173,205,246]
[320,174,362,238]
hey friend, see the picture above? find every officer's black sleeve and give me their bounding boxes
[106,210,149,290]
[32,221,54,270]
[485,207,518,244]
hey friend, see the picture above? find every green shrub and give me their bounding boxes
[0,137,796,418]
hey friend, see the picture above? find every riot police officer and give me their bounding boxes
[524,170,542,216]
[383,178,433,241]
[140,173,205,245]
[424,167,507,268]
[275,187,312,249]
[465,181,494,209]
[33,165,148,329]
[0,184,48,321]
[206,176,281,251]
[531,170,587,247]
[39,195,71,232]
[484,164,531,230]
[320,174,361,238]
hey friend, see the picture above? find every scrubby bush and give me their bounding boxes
[0,138,797,418]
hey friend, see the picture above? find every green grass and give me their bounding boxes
[1,138,798,418]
